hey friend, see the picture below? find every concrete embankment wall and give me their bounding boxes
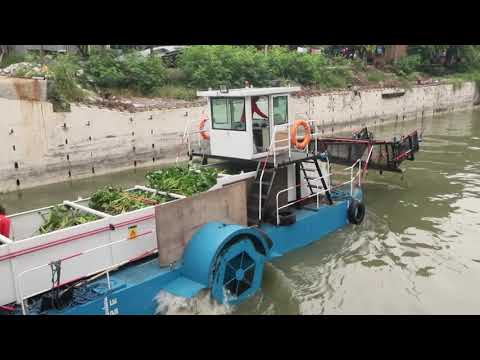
[0,79,477,193]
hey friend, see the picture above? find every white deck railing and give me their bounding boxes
[183,114,210,159]
[275,159,362,225]
[16,230,158,315]
[257,119,325,222]
[270,119,322,168]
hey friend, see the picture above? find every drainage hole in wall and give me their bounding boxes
[16,179,20,186]
[67,154,70,161]
[68,170,72,178]
[89,136,92,141]
[132,146,136,152]
[14,162,19,169]
[132,132,135,136]
[12,145,16,151]
[134,160,137,167]
[152,144,155,149]
[92,167,95,174]
[65,139,68,145]
[152,157,155,163]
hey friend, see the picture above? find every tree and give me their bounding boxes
[77,45,90,57]
[77,45,114,58]
[354,45,376,61]
[0,45,10,64]
[408,45,449,64]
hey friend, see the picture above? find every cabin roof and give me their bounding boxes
[197,86,301,98]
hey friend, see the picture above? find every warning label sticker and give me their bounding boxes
[128,225,138,240]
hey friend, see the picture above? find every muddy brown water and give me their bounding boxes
[235,109,480,315]
[2,109,480,314]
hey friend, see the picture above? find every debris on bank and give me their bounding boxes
[0,62,49,78]
[90,95,207,112]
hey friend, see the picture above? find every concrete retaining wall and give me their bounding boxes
[0,79,477,193]
[290,82,476,135]
[0,77,47,102]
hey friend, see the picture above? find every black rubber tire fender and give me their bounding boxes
[278,210,296,226]
[348,199,365,225]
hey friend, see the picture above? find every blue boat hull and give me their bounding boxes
[41,189,362,315]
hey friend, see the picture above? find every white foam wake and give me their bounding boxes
[155,289,235,315]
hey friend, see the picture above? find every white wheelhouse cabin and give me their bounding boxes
[185,86,336,226]
[188,86,302,163]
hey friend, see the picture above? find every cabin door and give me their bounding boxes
[251,95,270,154]
[270,95,289,151]
[209,97,253,159]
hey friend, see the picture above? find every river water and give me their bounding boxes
[2,109,480,314]
[236,108,480,315]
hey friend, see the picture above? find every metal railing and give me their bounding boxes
[257,119,325,221]
[183,114,211,159]
[270,123,291,167]
[269,119,324,167]
[15,230,155,315]
[0,234,12,244]
[258,157,269,221]
[133,185,186,200]
[275,159,362,225]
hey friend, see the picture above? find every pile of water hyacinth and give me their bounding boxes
[38,165,219,233]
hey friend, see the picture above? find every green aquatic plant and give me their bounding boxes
[39,205,98,234]
[145,165,218,196]
[37,166,218,233]
[88,186,170,215]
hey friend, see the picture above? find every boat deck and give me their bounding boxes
[259,150,328,168]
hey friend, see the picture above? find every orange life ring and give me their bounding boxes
[199,115,210,141]
[290,119,312,150]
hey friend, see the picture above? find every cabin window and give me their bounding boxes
[211,97,246,131]
[251,96,269,124]
[273,96,288,125]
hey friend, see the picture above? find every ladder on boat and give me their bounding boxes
[299,159,333,205]
[247,156,334,226]
[247,162,276,226]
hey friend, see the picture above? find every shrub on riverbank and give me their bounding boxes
[48,54,86,100]
[178,45,272,88]
[392,55,422,76]
[178,45,354,89]
[151,85,197,100]
[4,45,480,108]
[84,49,167,94]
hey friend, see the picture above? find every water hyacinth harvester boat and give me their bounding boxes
[0,86,421,315]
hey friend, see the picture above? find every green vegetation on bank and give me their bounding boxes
[179,46,354,89]
[2,45,480,110]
